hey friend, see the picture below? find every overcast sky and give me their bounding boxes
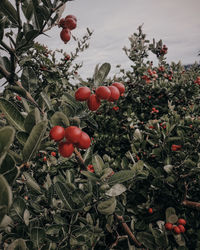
[36,0,200,79]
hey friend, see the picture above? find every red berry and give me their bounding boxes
[112,106,119,111]
[95,86,111,100]
[65,54,70,61]
[178,224,185,233]
[49,126,65,141]
[59,142,74,158]
[16,95,22,101]
[51,152,56,157]
[87,164,94,173]
[65,126,82,144]
[43,156,47,162]
[173,226,181,234]
[87,94,101,111]
[148,208,153,214]
[65,15,77,22]
[108,86,120,102]
[76,131,91,149]
[64,17,77,30]
[111,82,125,95]
[59,18,68,28]
[165,223,173,231]
[60,28,71,43]
[75,87,91,101]
[178,218,186,225]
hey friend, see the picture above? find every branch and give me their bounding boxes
[182,200,200,210]
[115,214,142,247]
[74,147,85,166]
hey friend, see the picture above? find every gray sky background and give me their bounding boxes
[36,0,200,79]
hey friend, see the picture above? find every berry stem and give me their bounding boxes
[74,147,85,166]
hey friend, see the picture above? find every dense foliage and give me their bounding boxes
[0,0,200,249]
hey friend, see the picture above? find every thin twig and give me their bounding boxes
[115,214,142,247]
[74,147,85,165]
[182,200,200,210]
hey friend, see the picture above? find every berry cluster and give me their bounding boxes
[165,218,186,234]
[75,82,125,111]
[49,125,91,158]
[151,107,159,114]
[160,44,168,55]
[58,15,77,44]
[194,76,200,85]
[171,144,182,151]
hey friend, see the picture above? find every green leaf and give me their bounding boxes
[11,197,26,220]
[137,232,156,249]
[22,120,47,162]
[80,170,99,182]
[94,63,111,87]
[0,126,15,166]
[92,154,104,176]
[165,207,176,222]
[0,174,12,223]
[50,111,69,127]
[7,239,27,250]
[97,197,116,215]
[168,214,178,224]
[22,0,34,21]
[108,170,135,186]
[0,154,18,185]
[25,29,40,41]
[54,182,76,211]
[0,0,19,26]
[62,93,85,114]
[24,108,41,134]
[83,146,93,166]
[16,131,29,145]
[40,91,53,111]
[32,0,44,30]
[23,172,42,194]
[0,98,24,131]
[106,184,126,197]
[21,67,37,91]
[0,56,11,72]
[30,227,46,248]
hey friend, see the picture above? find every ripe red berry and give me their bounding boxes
[75,87,91,101]
[95,86,111,100]
[65,15,77,22]
[148,208,153,214]
[65,54,70,61]
[87,164,94,173]
[59,141,74,158]
[65,126,82,144]
[43,156,47,162]
[49,126,65,141]
[178,218,186,225]
[173,226,181,234]
[60,28,71,43]
[16,95,22,101]
[112,82,125,95]
[87,94,101,111]
[178,224,185,233]
[59,18,68,28]
[108,86,120,102]
[165,223,173,231]
[64,17,77,30]
[76,131,91,149]
[51,152,56,157]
